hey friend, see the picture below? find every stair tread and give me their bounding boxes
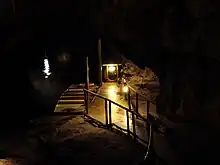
[58,100,84,102]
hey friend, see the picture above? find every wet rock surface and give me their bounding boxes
[0,115,144,165]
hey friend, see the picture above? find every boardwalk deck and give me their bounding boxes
[88,82,149,144]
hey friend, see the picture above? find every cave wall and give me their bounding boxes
[1,0,220,142]
[87,0,220,129]
[89,1,220,162]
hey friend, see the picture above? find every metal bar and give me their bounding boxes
[126,110,130,136]
[132,112,136,141]
[84,90,88,115]
[84,56,89,115]
[109,101,112,126]
[144,124,153,160]
[128,89,131,110]
[147,100,150,117]
[105,99,108,126]
[128,85,148,100]
[84,89,129,110]
[127,85,156,105]
[112,123,148,145]
[83,89,147,122]
[85,56,89,90]
[83,90,86,106]
[136,93,139,114]
[86,92,89,114]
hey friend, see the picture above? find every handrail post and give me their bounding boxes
[108,101,112,127]
[84,56,89,115]
[105,100,108,126]
[136,92,139,114]
[128,89,131,109]
[147,100,150,117]
[126,110,130,136]
[132,112,136,141]
[84,90,89,115]
[127,89,132,136]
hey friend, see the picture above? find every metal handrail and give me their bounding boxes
[126,85,157,164]
[83,88,149,145]
[83,89,147,122]
[83,88,162,164]
[127,86,170,164]
[128,85,156,105]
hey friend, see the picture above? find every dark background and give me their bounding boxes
[1,0,220,137]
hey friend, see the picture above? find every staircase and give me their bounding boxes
[54,84,98,113]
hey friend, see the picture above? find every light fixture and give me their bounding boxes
[123,86,128,93]
[43,57,51,78]
[108,66,116,72]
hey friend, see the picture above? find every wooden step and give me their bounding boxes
[60,95,85,100]
[67,88,84,92]
[58,100,84,104]
[63,91,84,96]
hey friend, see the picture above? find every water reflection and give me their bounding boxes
[106,83,133,131]
[107,85,117,100]
[89,83,148,142]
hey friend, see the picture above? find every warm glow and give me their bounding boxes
[0,159,13,165]
[108,86,117,99]
[43,58,51,78]
[106,84,132,130]
[108,66,116,72]
[123,86,128,93]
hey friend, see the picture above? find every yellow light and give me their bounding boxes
[123,86,128,93]
[108,86,117,99]
[108,66,116,72]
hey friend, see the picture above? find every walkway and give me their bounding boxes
[88,83,148,143]
[55,83,98,113]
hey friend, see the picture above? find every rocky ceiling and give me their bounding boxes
[2,0,220,58]
[86,0,220,60]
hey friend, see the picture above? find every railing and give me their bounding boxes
[127,85,156,118]
[83,88,151,145]
[126,86,169,164]
[84,86,166,164]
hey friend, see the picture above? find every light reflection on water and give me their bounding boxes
[89,83,148,142]
[106,84,133,131]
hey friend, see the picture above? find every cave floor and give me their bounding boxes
[0,115,144,165]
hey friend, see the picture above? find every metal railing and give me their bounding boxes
[127,85,156,118]
[83,88,151,145]
[126,86,169,164]
[83,87,167,164]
